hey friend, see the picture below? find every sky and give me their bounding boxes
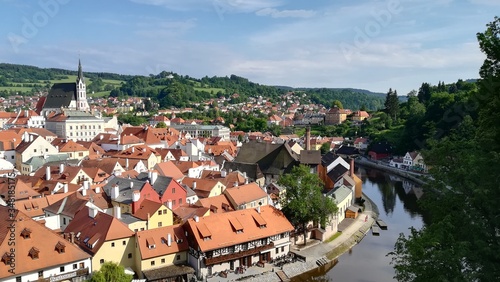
[1,0,498,95]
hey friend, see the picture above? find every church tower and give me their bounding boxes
[75,59,90,111]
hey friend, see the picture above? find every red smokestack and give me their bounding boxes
[350,158,355,176]
[306,126,311,151]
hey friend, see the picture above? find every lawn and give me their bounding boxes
[88,91,111,98]
[0,86,35,93]
[193,87,225,94]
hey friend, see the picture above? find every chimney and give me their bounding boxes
[45,166,51,181]
[100,135,104,140]
[82,187,87,196]
[192,181,196,190]
[167,200,172,210]
[167,233,171,247]
[350,158,355,177]
[131,147,135,153]
[89,207,98,218]
[29,134,33,142]
[151,172,158,185]
[245,178,249,185]
[148,170,152,180]
[193,215,199,222]
[63,182,68,193]
[25,110,29,117]
[132,190,141,213]
[234,181,238,187]
[95,186,101,194]
[23,131,29,142]
[306,126,311,151]
[125,158,129,169]
[111,184,119,200]
[221,170,227,178]
[59,163,65,174]
[257,205,261,214]
[130,181,134,188]
[69,232,75,243]
[84,181,90,190]
[114,206,121,219]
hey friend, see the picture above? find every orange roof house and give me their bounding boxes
[64,206,135,272]
[183,206,294,277]
[0,207,91,281]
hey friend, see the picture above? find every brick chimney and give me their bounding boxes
[350,157,355,176]
[306,126,311,151]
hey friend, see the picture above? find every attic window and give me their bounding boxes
[21,228,32,239]
[29,247,40,259]
[146,237,156,249]
[252,214,267,229]
[175,234,183,243]
[32,202,39,210]
[2,253,11,265]
[228,218,244,234]
[55,241,66,254]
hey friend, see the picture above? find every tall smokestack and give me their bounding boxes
[46,166,51,181]
[350,158,355,176]
[306,126,311,151]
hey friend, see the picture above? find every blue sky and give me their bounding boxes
[1,0,498,94]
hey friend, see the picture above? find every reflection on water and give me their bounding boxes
[291,168,426,282]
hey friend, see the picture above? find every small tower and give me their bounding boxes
[75,59,89,111]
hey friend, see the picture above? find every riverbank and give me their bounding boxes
[207,193,379,282]
[355,157,428,186]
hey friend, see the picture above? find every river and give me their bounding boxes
[292,167,428,282]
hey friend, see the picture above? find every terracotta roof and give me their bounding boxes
[80,158,123,175]
[64,206,134,255]
[171,161,199,174]
[154,161,185,181]
[155,148,187,161]
[224,182,268,207]
[173,204,209,222]
[180,177,222,198]
[133,199,165,220]
[0,207,90,279]
[197,194,234,213]
[184,205,293,252]
[136,224,188,259]
[0,177,40,200]
[14,193,67,218]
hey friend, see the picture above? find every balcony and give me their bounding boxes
[204,242,274,266]
[36,268,89,282]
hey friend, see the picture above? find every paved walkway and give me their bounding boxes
[207,194,378,282]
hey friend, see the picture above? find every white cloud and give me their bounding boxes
[256,8,316,18]
[130,0,282,13]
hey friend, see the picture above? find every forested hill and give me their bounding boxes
[0,63,384,110]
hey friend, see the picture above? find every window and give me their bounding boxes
[140,228,145,231]
[100,259,104,264]
[79,152,83,157]
[38,270,44,278]
[79,262,85,269]
[123,240,126,245]
[275,248,279,253]
[151,260,155,266]
[45,148,48,152]
[172,188,175,194]
[33,149,37,153]
[128,253,132,259]
[172,200,176,206]
[70,126,73,130]
[16,277,21,282]
[158,210,162,215]
[163,209,167,214]
[176,255,181,260]
[63,218,66,225]
[281,246,285,252]
[73,264,77,270]
[158,222,162,227]
[60,266,65,272]
[161,258,165,264]
[179,198,182,204]
[111,242,115,247]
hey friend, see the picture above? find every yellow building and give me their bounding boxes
[135,224,194,280]
[64,206,137,273]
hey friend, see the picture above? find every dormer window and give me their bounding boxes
[21,228,31,239]
[29,247,40,259]
[146,237,156,249]
[55,241,66,254]
[2,253,11,265]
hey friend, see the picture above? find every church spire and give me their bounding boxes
[77,59,84,83]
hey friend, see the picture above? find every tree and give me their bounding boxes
[389,17,500,282]
[320,142,331,155]
[156,121,167,128]
[384,88,399,120]
[278,165,337,245]
[88,262,132,282]
[417,82,431,104]
[332,100,343,109]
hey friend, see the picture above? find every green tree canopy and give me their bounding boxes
[88,262,132,282]
[389,17,500,282]
[278,165,338,245]
[332,100,343,109]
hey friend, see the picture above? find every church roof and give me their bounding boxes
[44,83,76,109]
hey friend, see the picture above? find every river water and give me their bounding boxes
[292,167,427,282]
